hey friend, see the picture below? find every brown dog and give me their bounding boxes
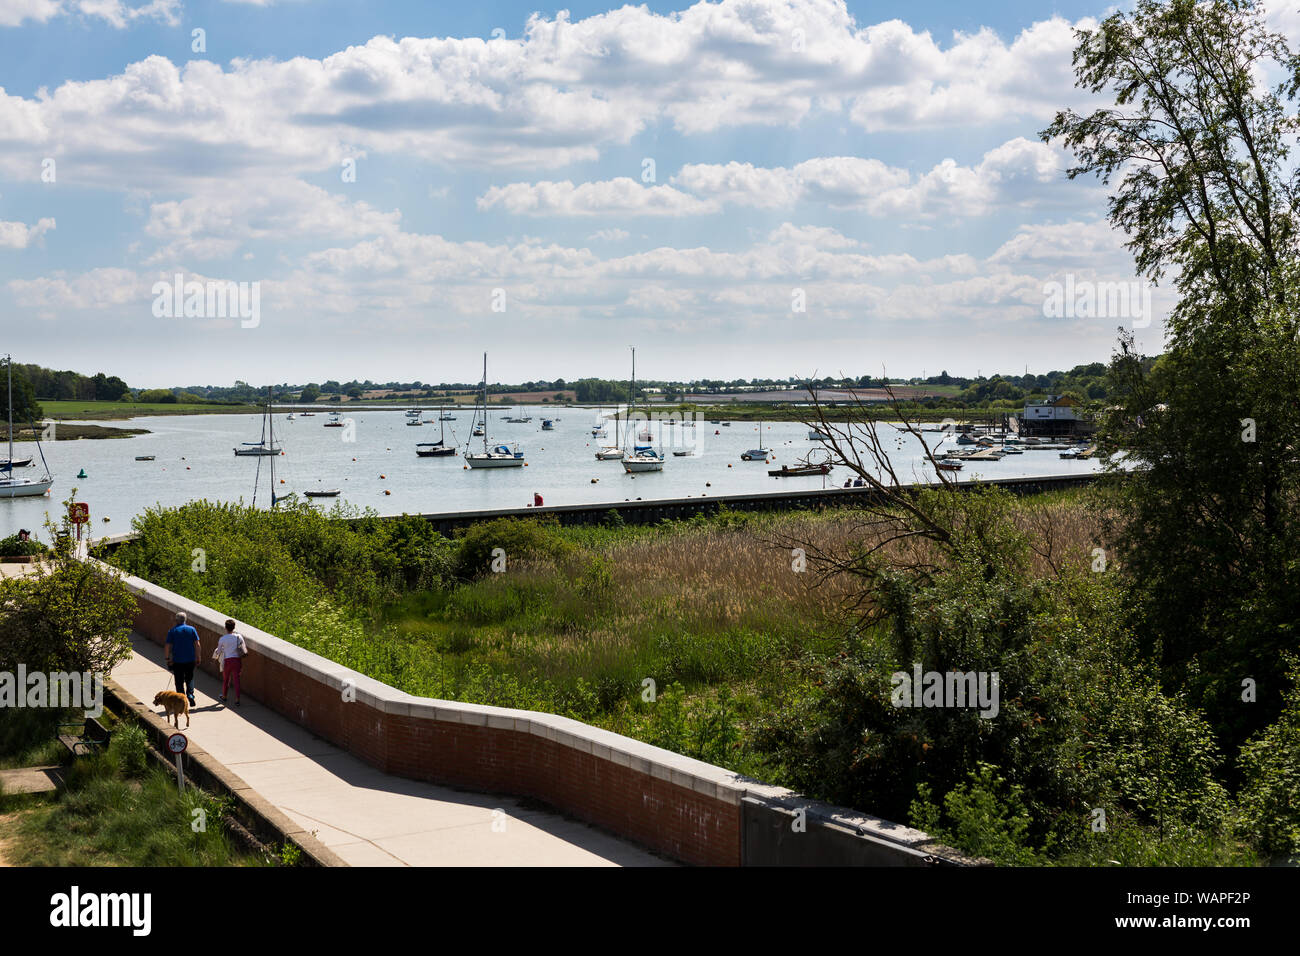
[153,691,190,728]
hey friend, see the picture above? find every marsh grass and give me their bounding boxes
[112,490,1110,780]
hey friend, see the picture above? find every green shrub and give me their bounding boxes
[1236,658,1300,859]
[451,516,575,579]
[0,534,47,557]
[110,723,149,778]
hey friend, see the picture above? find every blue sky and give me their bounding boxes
[0,0,1222,388]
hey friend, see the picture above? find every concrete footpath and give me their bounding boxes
[113,635,670,866]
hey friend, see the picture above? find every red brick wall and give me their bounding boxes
[132,598,740,866]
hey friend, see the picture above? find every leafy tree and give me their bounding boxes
[299,384,321,404]
[0,498,136,676]
[1045,0,1300,746]
[0,363,42,423]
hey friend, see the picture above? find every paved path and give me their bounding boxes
[114,635,670,867]
[0,766,61,794]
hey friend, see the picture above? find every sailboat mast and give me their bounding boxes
[6,355,12,468]
[267,387,276,506]
[482,352,488,452]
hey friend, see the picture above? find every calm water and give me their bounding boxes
[0,408,1106,540]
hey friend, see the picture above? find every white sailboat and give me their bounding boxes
[0,355,54,499]
[596,378,625,461]
[741,418,772,461]
[622,347,663,473]
[234,393,283,455]
[247,388,285,509]
[465,354,525,468]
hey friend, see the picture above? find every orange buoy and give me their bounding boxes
[280,479,285,484]
[379,474,386,479]
[384,490,391,495]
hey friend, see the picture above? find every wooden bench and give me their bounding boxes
[56,716,111,758]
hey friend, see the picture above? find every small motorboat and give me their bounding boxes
[768,463,830,477]
[406,418,423,426]
[304,489,341,498]
[134,456,156,461]
[741,449,771,461]
[672,449,694,457]
[1,457,33,468]
[541,419,555,430]
[935,459,963,472]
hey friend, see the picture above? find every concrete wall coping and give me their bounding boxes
[105,560,966,858]
[106,562,755,807]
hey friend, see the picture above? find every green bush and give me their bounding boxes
[451,516,575,579]
[0,534,47,558]
[1236,658,1300,859]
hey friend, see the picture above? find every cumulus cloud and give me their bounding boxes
[0,0,178,28]
[477,179,719,217]
[478,138,1077,220]
[141,180,401,264]
[671,138,1071,217]
[0,217,55,249]
[0,1,1099,188]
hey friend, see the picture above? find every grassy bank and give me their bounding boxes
[40,400,258,420]
[0,709,270,867]
[4,423,149,441]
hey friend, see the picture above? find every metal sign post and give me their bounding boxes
[167,732,188,792]
[69,502,89,543]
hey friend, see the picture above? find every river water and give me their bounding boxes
[0,408,1106,540]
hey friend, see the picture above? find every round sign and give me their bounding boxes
[166,732,188,754]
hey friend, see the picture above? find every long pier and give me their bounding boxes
[405,473,1104,534]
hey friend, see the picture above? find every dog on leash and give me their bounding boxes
[153,691,190,728]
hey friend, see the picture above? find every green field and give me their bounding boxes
[39,400,258,420]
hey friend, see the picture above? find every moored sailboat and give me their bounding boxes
[465,354,525,468]
[0,355,54,499]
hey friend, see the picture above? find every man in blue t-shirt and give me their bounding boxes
[165,612,202,707]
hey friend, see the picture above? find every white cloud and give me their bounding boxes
[478,178,719,217]
[141,180,401,264]
[672,138,1071,217]
[587,228,630,241]
[0,1,1100,189]
[0,217,54,249]
[0,0,178,28]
